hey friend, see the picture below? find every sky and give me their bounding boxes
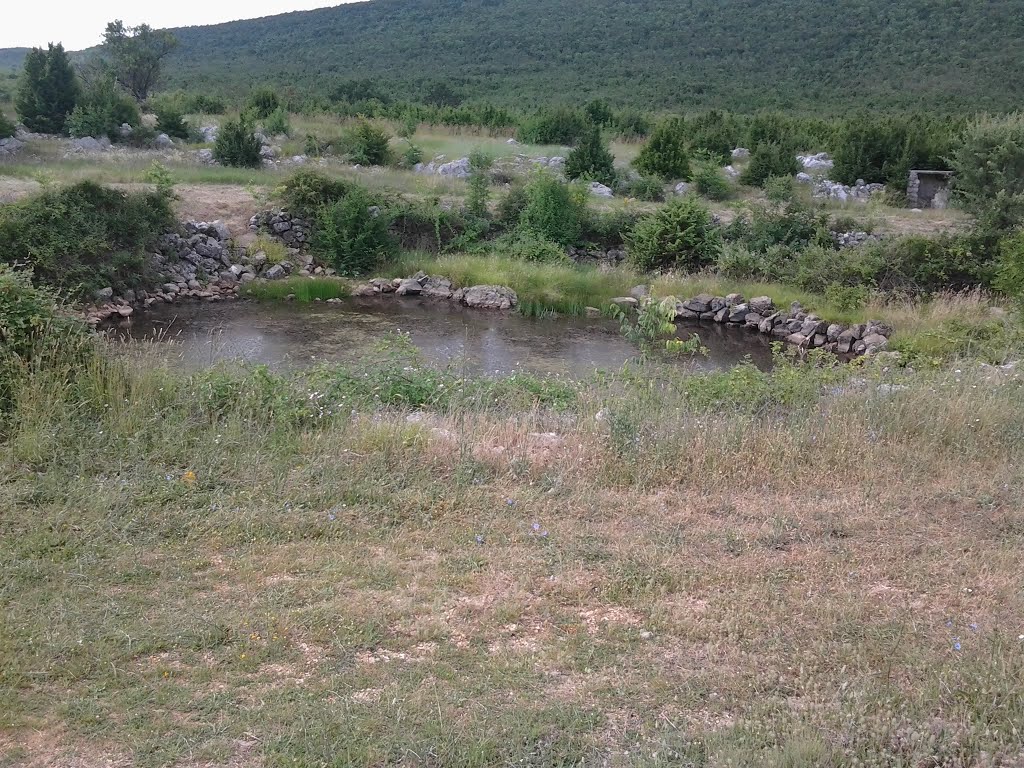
[2,0,361,50]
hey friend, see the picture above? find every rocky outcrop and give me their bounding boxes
[801,177,885,203]
[353,272,518,310]
[797,152,833,170]
[627,290,892,356]
[414,155,472,178]
[249,210,312,247]
[0,136,24,157]
[588,182,614,198]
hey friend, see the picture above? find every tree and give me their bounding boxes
[627,197,721,272]
[634,118,690,180]
[564,125,615,186]
[101,20,178,102]
[65,77,140,139]
[15,44,80,134]
[214,116,263,167]
[739,143,799,188]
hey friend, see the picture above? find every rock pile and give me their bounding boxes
[249,210,312,247]
[0,136,24,157]
[801,177,885,202]
[414,156,472,178]
[797,152,833,170]
[667,293,891,355]
[353,271,518,310]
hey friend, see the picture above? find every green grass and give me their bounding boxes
[239,275,352,302]
[2,331,1024,766]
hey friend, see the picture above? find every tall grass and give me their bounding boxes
[239,276,352,302]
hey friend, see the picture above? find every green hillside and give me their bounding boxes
[0,47,28,72]
[158,0,1024,112]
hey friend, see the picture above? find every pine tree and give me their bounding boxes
[634,117,691,180]
[565,125,616,186]
[15,44,80,134]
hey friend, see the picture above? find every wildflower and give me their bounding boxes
[327,512,337,522]
[952,638,962,652]
[475,534,485,544]
[969,622,978,632]
[532,522,541,532]
[945,618,953,628]
[181,470,197,486]
[506,499,516,507]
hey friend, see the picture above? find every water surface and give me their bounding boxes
[108,297,774,378]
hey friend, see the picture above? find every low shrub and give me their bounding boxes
[995,230,1024,303]
[494,232,568,263]
[634,117,690,180]
[724,202,831,253]
[263,107,290,137]
[246,87,281,120]
[763,175,797,204]
[0,181,173,296]
[564,125,616,186]
[466,150,494,219]
[616,174,665,202]
[496,185,528,230]
[582,207,643,247]
[627,197,721,272]
[278,170,351,216]
[389,199,472,252]
[518,107,588,145]
[155,107,191,140]
[693,163,732,201]
[518,174,585,246]
[740,143,799,188]
[342,121,392,166]
[398,143,423,168]
[312,186,395,275]
[214,115,263,168]
[0,111,15,139]
[65,79,140,140]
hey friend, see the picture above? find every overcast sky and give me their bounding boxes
[3,1,359,50]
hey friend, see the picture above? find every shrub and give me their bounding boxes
[519,174,585,246]
[627,196,721,272]
[693,163,732,201]
[278,170,351,216]
[66,78,140,140]
[824,283,870,312]
[398,143,423,168]
[633,118,690,180]
[994,230,1024,304]
[582,207,643,247]
[496,185,528,230]
[495,232,568,264]
[833,113,957,187]
[740,143,799,187]
[951,113,1024,227]
[0,267,88,411]
[246,87,281,120]
[389,200,472,252]
[565,125,616,186]
[0,181,173,296]
[15,44,79,134]
[313,187,395,276]
[155,106,191,140]
[518,107,588,145]
[263,107,290,137]
[724,201,831,252]
[466,150,494,219]
[0,112,15,139]
[617,174,665,202]
[715,242,763,279]
[343,121,392,165]
[214,116,263,168]
[688,111,741,163]
[763,174,796,205]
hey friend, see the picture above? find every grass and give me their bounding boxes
[239,275,352,302]
[2,333,1023,766]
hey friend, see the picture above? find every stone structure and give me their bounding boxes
[907,170,954,209]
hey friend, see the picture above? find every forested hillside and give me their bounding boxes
[0,48,28,72]
[155,0,1024,112]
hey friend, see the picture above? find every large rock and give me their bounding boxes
[72,136,111,152]
[155,133,173,149]
[422,277,454,299]
[749,296,775,314]
[588,182,614,198]
[456,285,518,310]
[0,137,25,156]
[264,264,285,280]
[396,278,423,295]
[682,294,715,314]
[797,152,833,170]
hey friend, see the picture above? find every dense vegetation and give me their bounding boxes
[132,0,1024,112]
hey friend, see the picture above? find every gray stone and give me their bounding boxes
[370,277,396,293]
[673,182,691,196]
[786,333,809,347]
[848,323,867,340]
[826,324,843,342]
[749,296,775,314]
[861,333,889,351]
[611,296,639,309]
[588,182,614,198]
[710,296,728,312]
[714,308,729,323]
[459,285,518,310]
[94,287,114,301]
[800,319,827,337]
[727,303,749,322]
[744,312,763,326]
[264,264,285,280]
[813,333,827,348]
[628,285,650,300]
[683,293,715,314]
[731,147,750,159]
[162,282,180,294]
[422,277,454,299]
[865,320,893,338]
[396,279,423,296]
[725,293,744,306]
[155,133,173,149]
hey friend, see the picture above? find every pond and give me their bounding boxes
[107,297,775,378]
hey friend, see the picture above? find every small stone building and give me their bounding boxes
[907,170,954,209]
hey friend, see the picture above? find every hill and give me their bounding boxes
[0,47,28,72]
[159,0,1024,113]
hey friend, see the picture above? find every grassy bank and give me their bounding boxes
[239,275,352,302]
[1,334,1023,766]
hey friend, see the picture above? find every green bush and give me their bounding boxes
[389,199,472,252]
[616,174,665,202]
[466,150,494,219]
[343,121,392,165]
[693,163,732,201]
[155,106,191,140]
[715,242,763,279]
[151,90,226,115]
[246,87,281,120]
[213,115,263,168]
[0,111,15,139]
[763,174,796,204]
[582,207,643,247]
[0,267,89,411]
[832,113,957,187]
[496,185,528,230]
[824,283,870,312]
[518,107,588,145]
[995,230,1024,303]
[398,143,423,168]
[279,170,351,216]
[518,174,585,246]
[313,186,395,276]
[263,107,291,137]
[65,78,140,140]
[740,143,799,187]
[0,181,173,296]
[627,197,721,272]
[951,113,1024,227]
[634,118,690,180]
[724,202,831,252]
[15,43,79,134]
[565,125,615,186]
[494,232,568,263]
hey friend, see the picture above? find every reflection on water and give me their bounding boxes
[106,296,775,378]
